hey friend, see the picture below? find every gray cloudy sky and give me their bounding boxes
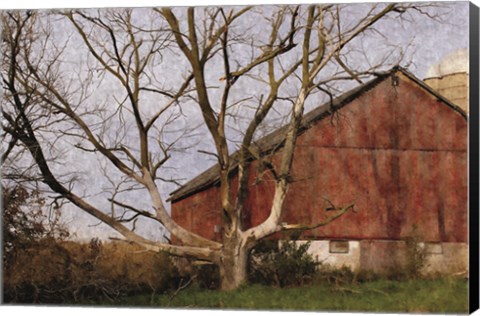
[2,1,472,241]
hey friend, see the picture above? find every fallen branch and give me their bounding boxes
[451,270,468,278]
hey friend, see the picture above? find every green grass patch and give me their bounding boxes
[113,277,467,313]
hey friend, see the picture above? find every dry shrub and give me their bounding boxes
[2,185,180,303]
[65,239,181,298]
[314,264,356,286]
[3,240,72,303]
[3,239,181,304]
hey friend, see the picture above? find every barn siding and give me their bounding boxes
[171,185,223,242]
[171,71,467,248]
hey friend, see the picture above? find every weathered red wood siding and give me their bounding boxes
[172,72,468,243]
[171,184,223,242]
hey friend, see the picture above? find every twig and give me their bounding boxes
[333,286,362,294]
[168,274,197,305]
[368,288,390,296]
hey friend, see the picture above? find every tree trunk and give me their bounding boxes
[218,236,250,291]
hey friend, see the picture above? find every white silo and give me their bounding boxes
[424,48,469,113]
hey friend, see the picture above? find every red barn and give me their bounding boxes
[169,67,468,274]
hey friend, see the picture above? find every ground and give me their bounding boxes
[86,277,468,313]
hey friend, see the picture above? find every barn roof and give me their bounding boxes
[168,67,467,202]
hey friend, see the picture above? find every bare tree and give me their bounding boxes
[1,11,54,183]
[2,3,443,290]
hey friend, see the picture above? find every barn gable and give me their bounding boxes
[169,66,468,274]
[169,67,466,203]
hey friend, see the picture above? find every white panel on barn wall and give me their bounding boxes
[294,240,361,272]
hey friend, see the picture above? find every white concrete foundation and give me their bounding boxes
[292,240,468,275]
[295,240,361,272]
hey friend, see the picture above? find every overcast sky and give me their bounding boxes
[1,1,474,241]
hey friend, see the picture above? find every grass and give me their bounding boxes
[111,277,468,313]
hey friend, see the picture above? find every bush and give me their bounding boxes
[3,239,182,304]
[248,240,318,287]
[2,185,69,271]
[314,265,356,286]
[2,184,71,303]
[195,263,220,290]
[63,239,182,302]
[379,226,428,281]
[2,184,182,304]
[404,236,427,279]
[355,269,381,283]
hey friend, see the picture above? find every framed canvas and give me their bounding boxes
[1,0,479,315]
